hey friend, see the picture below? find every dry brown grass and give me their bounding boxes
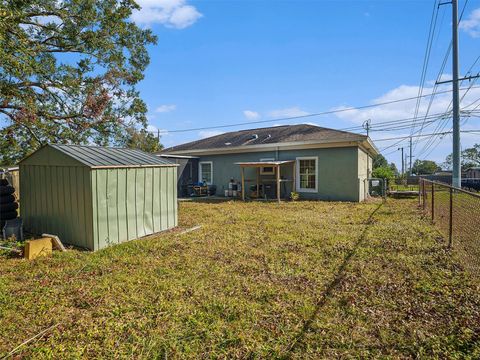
[0,199,479,358]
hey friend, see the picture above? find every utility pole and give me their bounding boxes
[405,154,408,176]
[362,119,371,137]
[409,136,413,175]
[435,0,480,186]
[398,147,404,175]
[452,0,461,188]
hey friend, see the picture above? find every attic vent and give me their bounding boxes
[251,134,258,140]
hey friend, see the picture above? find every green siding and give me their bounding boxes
[357,148,372,202]
[152,168,161,232]
[91,167,177,250]
[20,164,93,248]
[20,145,178,251]
[198,146,364,202]
[126,169,137,241]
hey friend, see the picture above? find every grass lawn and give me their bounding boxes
[1,199,479,358]
[389,184,420,192]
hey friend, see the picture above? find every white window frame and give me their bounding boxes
[260,158,275,175]
[296,156,318,193]
[199,161,213,185]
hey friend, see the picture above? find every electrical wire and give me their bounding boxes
[152,86,480,135]
[372,129,480,142]
[411,0,441,136]
[412,0,470,152]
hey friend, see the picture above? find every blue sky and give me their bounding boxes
[134,0,480,169]
[135,0,480,168]
[121,1,480,168]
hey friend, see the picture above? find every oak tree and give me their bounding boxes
[0,0,157,164]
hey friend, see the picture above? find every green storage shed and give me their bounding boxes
[19,144,178,251]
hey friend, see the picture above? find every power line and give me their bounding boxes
[411,0,471,168]
[411,0,441,135]
[416,64,480,159]
[380,130,439,152]
[340,109,479,133]
[152,86,480,134]
[412,45,451,150]
[339,111,453,131]
[417,97,480,160]
[372,129,480,142]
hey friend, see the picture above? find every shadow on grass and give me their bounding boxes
[178,197,234,204]
[279,201,385,359]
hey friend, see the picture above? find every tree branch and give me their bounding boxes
[0,109,43,145]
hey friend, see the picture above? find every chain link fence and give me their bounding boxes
[419,178,480,276]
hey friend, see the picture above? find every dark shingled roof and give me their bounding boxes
[49,144,175,167]
[164,124,367,152]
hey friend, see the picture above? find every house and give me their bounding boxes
[161,124,378,202]
[159,154,199,197]
[466,167,480,179]
[20,144,178,250]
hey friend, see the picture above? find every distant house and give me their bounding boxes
[434,170,453,176]
[161,124,378,202]
[466,167,480,179]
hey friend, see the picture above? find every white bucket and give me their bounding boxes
[224,190,229,197]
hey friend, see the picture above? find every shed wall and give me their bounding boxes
[91,167,177,250]
[20,164,94,249]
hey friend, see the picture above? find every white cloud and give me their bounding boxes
[268,107,310,118]
[331,83,480,125]
[243,110,260,120]
[198,130,223,139]
[460,8,480,38]
[131,0,202,29]
[147,124,158,132]
[155,104,176,113]
[332,81,480,165]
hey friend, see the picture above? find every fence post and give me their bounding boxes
[423,180,427,210]
[431,182,435,222]
[449,186,453,248]
[418,179,421,206]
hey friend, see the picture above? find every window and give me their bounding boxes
[260,158,275,175]
[199,161,213,184]
[296,157,318,192]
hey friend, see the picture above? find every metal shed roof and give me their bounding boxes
[48,144,176,168]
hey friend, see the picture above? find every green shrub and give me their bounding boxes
[290,192,300,201]
[372,166,395,181]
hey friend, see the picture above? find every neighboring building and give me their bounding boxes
[434,170,453,176]
[20,144,178,250]
[466,167,480,179]
[162,124,378,202]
